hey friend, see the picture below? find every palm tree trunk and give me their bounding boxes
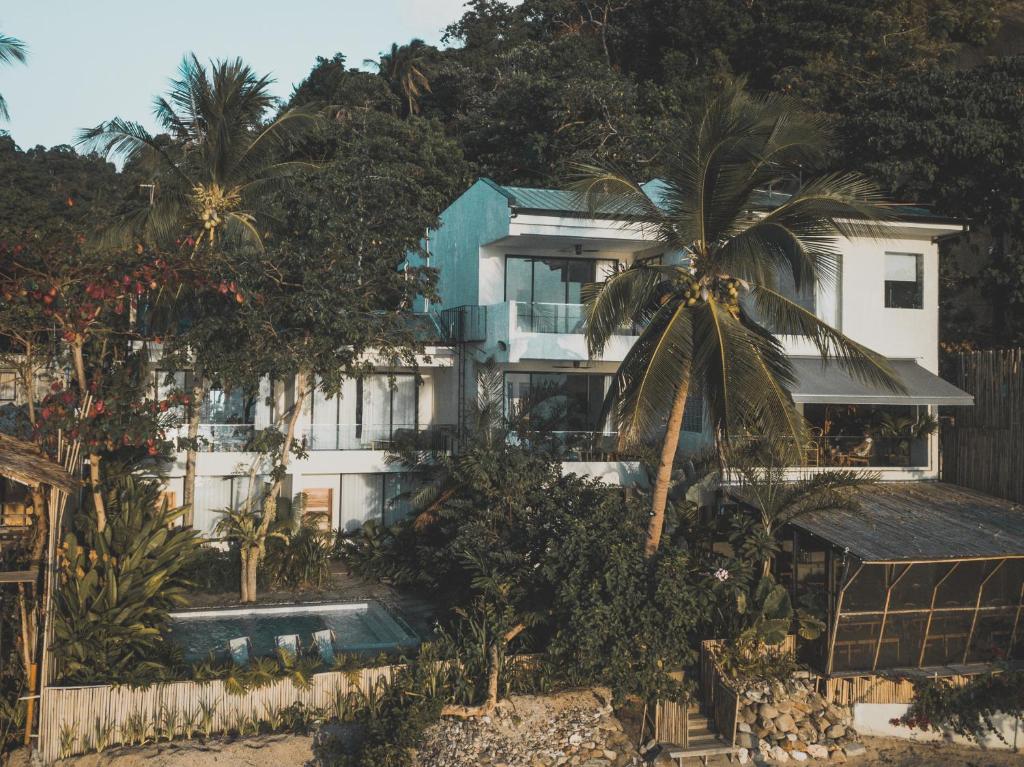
[182,369,204,528]
[645,379,690,557]
[240,368,309,603]
[71,341,107,532]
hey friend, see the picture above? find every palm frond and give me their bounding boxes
[750,286,905,393]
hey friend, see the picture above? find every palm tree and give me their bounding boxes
[0,33,27,120]
[577,82,903,558]
[729,441,875,577]
[78,54,320,527]
[366,40,433,116]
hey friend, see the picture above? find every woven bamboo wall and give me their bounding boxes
[822,673,973,706]
[38,665,396,763]
[942,348,1024,502]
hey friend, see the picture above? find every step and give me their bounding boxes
[667,741,737,759]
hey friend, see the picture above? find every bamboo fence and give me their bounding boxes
[822,673,974,706]
[942,349,1024,502]
[38,665,396,763]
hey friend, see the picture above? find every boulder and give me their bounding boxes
[791,751,808,762]
[737,747,750,765]
[775,701,793,715]
[772,745,791,763]
[830,749,847,763]
[842,743,866,758]
[825,725,846,739]
[807,744,830,760]
[775,714,797,732]
[738,722,753,734]
[759,704,779,719]
[736,731,759,750]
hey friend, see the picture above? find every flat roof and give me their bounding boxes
[792,482,1024,563]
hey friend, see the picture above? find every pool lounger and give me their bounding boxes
[275,633,301,659]
[228,636,253,666]
[312,629,336,665]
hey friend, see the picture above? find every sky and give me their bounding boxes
[0,0,478,150]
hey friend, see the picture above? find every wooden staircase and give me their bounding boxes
[664,703,738,766]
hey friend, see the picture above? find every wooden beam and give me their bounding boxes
[873,564,913,672]
[0,570,38,584]
[827,562,864,675]
[919,562,959,667]
[964,560,1006,664]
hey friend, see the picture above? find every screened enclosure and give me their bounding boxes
[780,483,1024,675]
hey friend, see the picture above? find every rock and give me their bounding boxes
[791,751,808,762]
[775,701,793,715]
[736,731,759,750]
[830,749,847,763]
[775,714,797,732]
[737,747,750,764]
[759,704,779,719]
[568,734,584,746]
[807,744,829,759]
[842,743,866,758]
[825,725,845,739]
[772,745,791,762]
[603,750,616,761]
[738,722,753,734]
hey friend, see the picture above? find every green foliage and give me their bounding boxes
[51,476,202,684]
[897,670,1024,743]
[263,512,334,590]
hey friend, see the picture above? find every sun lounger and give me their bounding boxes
[228,636,252,666]
[275,633,300,660]
[312,629,336,665]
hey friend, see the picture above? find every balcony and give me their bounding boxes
[298,423,456,452]
[510,430,637,462]
[194,423,256,452]
[801,435,930,469]
[512,302,640,336]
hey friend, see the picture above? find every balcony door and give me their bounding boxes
[505,255,616,332]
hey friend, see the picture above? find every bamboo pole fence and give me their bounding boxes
[942,349,1024,502]
[38,665,397,763]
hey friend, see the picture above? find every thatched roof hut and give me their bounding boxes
[0,433,78,494]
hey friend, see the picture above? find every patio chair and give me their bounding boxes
[275,633,301,660]
[228,636,253,666]
[312,629,336,665]
[841,436,874,466]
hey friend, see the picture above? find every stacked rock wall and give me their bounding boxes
[734,676,864,763]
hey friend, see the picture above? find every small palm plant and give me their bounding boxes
[366,39,434,116]
[576,81,904,557]
[213,507,288,599]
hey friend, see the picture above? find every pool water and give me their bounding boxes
[169,601,419,661]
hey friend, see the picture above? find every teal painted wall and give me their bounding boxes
[411,179,511,312]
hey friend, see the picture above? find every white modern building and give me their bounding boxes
[5,179,971,537]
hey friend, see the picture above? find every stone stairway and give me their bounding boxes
[664,703,739,766]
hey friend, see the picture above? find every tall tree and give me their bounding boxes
[78,55,319,526]
[578,83,902,557]
[367,39,434,117]
[0,32,26,120]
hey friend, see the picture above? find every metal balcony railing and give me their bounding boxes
[512,302,640,336]
[438,305,488,343]
[299,423,456,452]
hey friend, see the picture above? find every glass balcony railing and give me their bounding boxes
[194,423,257,452]
[510,430,637,462]
[512,302,641,336]
[299,423,456,452]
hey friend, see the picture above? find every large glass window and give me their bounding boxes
[307,374,417,449]
[0,371,16,402]
[885,253,923,309]
[504,372,610,432]
[506,256,616,332]
[338,472,412,533]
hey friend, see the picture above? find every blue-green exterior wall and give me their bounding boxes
[411,179,511,312]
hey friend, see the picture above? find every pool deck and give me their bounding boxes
[183,563,439,639]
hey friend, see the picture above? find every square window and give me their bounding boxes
[885,253,923,309]
[0,371,16,402]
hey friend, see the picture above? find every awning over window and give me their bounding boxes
[788,356,974,406]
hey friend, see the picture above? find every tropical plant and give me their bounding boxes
[729,440,875,575]
[51,476,202,684]
[366,39,434,116]
[576,81,903,556]
[0,32,26,120]
[263,511,334,590]
[213,506,289,599]
[78,54,320,529]
[896,668,1024,743]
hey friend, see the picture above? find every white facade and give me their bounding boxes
[2,180,963,537]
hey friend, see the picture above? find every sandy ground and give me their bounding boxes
[3,732,1019,767]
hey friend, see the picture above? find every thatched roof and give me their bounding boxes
[0,434,78,494]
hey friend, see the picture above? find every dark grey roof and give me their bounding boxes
[793,482,1024,563]
[788,357,974,406]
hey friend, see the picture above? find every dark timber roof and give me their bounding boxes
[793,482,1024,563]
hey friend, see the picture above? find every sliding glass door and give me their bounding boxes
[505,256,616,332]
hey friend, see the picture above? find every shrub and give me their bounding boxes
[896,669,1024,743]
[263,513,334,590]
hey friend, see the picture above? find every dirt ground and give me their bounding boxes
[20,735,1019,767]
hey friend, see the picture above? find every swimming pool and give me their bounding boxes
[168,601,419,661]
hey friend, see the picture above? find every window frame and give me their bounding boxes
[884,252,924,310]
